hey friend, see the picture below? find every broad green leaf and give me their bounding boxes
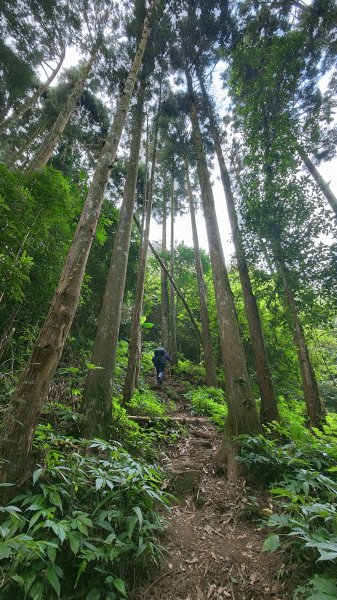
[262,534,280,553]
[68,532,80,555]
[46,564,61,597]
[32,468,43,485]
[133,506,143,529]
[128,516,138,540]
[114,578,127,596]
[96,477,104,490]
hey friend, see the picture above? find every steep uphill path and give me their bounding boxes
[130,377,291,600]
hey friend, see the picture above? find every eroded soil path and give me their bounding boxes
[131,378,290,600]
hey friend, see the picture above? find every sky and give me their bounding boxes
[51,43,337,262]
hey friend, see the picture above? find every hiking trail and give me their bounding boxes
[130,376,292,600]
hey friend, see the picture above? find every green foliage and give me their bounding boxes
[237,417,337,592]
[294,575,337,600]
[0,431,169,599]
[175,359,206,383]
[184,386,227,427]
[127,388,168,417]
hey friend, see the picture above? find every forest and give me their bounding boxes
[0,0,337,598]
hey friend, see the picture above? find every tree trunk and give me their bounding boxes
[0,5,154,499]
[187,71,261,449]
[80,81,146,439]
[296,144,337,217]
[197,72,278,423]
[5,119,48,168]
[184,159,218,387]
[0,49,65,136]
[277,259,326,430]
[169,173,178,364]
[133,215,203,343]
[25,52,96,173]
[123,80,162,404]
[161,181,170,349]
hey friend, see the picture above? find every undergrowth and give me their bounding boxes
[183,386,227,427]
[236,416,337,598]
[0,429,169,600]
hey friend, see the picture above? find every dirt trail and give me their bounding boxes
[131,378,289,600]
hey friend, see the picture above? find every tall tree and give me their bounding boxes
[187,74,261,475]
[81,79,146,439]
[197,71,278,423]
[184,159,218,387]
[25,53,97,172]
[0,1,156,499]
[123,78,162,404]
[169,171,178,363]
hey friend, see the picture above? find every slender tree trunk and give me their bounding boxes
[5,119,48,168]
[184,159,218,387]
[169,173,178,363]
[277,259,326,430]
[134,116,150,391]
[25,52,96,173]
[134,215,203,343]
[187,71,261,458]
[0,49,65,136]
[161,182,170,349]
[0,6,154,498]
[296,144,337,217]
[81,82,146,439]
[197,73,278,423]
[123,80,162,404]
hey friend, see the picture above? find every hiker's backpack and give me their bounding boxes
[152,347,165,367]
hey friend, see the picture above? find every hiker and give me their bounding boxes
[152,347,171,385]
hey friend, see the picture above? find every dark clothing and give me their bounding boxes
[152,348,171,384]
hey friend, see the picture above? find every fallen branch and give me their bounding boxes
[128,415,209,425]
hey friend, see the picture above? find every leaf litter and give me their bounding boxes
[130,379,291,600]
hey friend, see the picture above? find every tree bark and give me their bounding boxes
[184,159,218,387]
[25,52,96,173]
[123,79,162,404]
[197,72,278,423]
[277,259,326,430]
[80,81,146,439]
[169,172,178,364]
[0,49,65,136]
[187,70,261,448]
[0,5,155,499]
[296,143,337,217]
[161,180,170,349]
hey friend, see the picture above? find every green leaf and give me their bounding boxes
[46,564,61,598]
[303,481,310,495]
[86,362,103,370]
[133,506,143,529]
[311,576,337,595]
[68,532,80,556]
[33,468,43,485]
[114,579,127,596]
[142,322,154,329]
[128,516,138,540]
[86,588,101,600]
[262,534,280,553]
[96,477,104,490]
[47,542,57,564]
[0,544,13,559]
[11,574,24,587]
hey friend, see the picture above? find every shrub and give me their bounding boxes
[184,386,227,427]
[236,418,337,594]
[0,430,169,600]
